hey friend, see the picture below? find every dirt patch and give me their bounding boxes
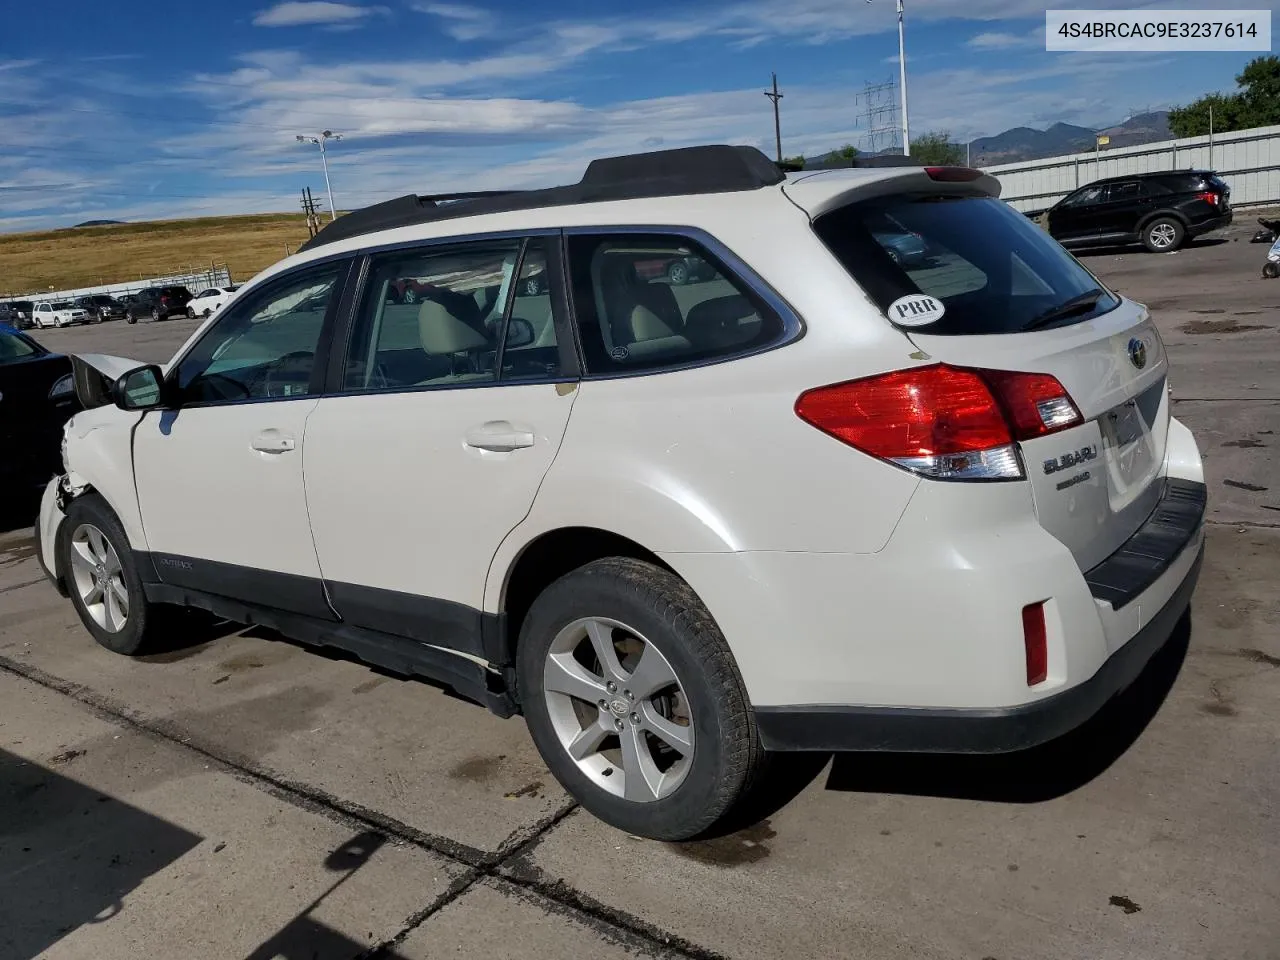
[1223,479,1268,492]
[219,654,266,672]
[1109,895,1142,915]
[1179,318,1268,335]
[49,749,85,765]
[669,820,776,868]
[0,538,38,565]
[350,677,388,695]
[1222,438,1267,448]
[1238,647,1280,667]
[503,781,544,799]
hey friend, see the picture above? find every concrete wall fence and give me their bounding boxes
[986,123,1280,213]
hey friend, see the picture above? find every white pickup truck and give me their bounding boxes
[31,301,89,328]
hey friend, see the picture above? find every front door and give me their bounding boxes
[303,236,577,660]
[1048,184,1106,244]
[131,261,350,618]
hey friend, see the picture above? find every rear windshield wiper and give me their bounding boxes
[1022,289,1106,332]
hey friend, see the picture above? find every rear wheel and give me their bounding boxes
[523,276,543,296]
[150,307,161,322]
[667,260,690,285]
[186,307,196,319]
[61,496,172,656]
[1143,217,1185,253]
[1263,262,1279,279]
[403,287,420,304]
[517,557,762,840]
[126,312,136,324]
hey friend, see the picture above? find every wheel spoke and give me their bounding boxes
[105,583,124,631]
[543,651,608,704]
[640,702,693,756]
[70,538,97,571]
[566,716,611,760]
[109,577,129,610]
[619,724,663,802]
[103,549,122,577]
[83,579,104,606]
[626,644,679,700]
[584,620,626,681]
[86,528,107,563]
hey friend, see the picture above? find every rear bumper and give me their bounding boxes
[1189,211,1233,236]
[755,536,1202,754]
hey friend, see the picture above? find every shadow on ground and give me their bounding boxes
[0,747,203,959]
[1075,236,1230,259]
[824,611,1192,802]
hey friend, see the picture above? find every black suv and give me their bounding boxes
[125,286,193,323]
[76,294,128,323]
[1038,170,1232,253]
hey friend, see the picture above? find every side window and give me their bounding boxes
[566,234,783,374]
[1104,182,1142,203]
[173,265,342,405]
[343,238,526,391]
[502,240,561,382]
[1060,186,1104,208]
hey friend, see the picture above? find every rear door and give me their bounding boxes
[302,234,578,661]
[801,180,1170,572]
[1096,181,1146,239]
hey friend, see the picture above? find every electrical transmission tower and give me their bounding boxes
[855,78,902,155]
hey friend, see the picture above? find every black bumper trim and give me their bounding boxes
[754,541,1202,754]
[1084,479,1206,610]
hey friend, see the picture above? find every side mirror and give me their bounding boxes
[112,365,165,411]
[505,317,535,349]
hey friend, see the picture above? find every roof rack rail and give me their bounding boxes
[299,144,785,252]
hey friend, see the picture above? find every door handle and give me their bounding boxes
[464,422,535,453]
[252,430,296,453]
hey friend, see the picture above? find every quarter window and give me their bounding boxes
[566,234,782,374]
[173,265,341,404]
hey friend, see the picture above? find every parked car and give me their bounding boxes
[0,323,78,494]
[31,301,90,328]
[38,145,1205,841]
[76,295,128,323]
[1042,170,1232,253]
[186,286,240,319]
[125,286,193,323]
[874,229,929,267]
[4,300,35,329]
[633,253,714,286]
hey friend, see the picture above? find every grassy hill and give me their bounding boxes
[0,213,316,296]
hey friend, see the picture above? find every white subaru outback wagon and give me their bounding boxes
[37,145,1205,840]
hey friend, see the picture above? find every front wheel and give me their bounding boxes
[1143,217,1185,253]
[186,307,196,319]
[61,495,171,656]
[517,557,762,841]
[150,307,161,322]
[667,261,689,285]
[126,313,136,324]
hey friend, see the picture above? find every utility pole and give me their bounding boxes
[296,131,341,220]
[763,73,784,162]
[896,0,910,155]
[301,187,320,238]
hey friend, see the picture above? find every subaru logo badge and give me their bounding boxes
[1127,336,1148,370]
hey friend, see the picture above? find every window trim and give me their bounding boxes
[560,224,804,381]
[323,231,581,398]
[161,257,357,410]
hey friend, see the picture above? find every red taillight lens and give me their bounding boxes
[795,365,1019,480]
[795,364,1082,481]
[925,166,983,182]
[1022,602,1048,686]
[1197,191,1219,205]
[980,369,1082,440]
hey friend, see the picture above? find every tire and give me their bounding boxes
[186,307,196,319]
[61,495,171,656]
[1142,217,1185,253]
[150,307,161,322]
[126,313,136,324]
[202,308,212,318]
[667,261,689,285]
[887,248,903,267]
[523,276,543,296]
[517,557,762,841]
[403,288,420,305]
[1263,262,1279,279]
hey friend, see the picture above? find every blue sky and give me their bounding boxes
[0,0,1274,231]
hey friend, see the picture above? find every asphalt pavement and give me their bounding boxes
[3,224,1278,959]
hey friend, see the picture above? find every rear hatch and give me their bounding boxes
[788,169,1170,571]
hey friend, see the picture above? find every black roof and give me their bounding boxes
[300,144,785,252]
[1087,169,1218,185]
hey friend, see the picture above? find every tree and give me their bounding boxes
[1169,55,1280,137]
[909,131,964,165]
[824,143,858,164]
[782,154,807,170]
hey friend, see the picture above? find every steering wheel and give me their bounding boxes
[262,350,316,398]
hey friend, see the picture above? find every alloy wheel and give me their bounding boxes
[68,523,129,633]
[542,617,694,803]
[1150,223,1177,248]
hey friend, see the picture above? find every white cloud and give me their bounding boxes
[968,32,1023,49]
[252,2,385,27]
[414,3,497,41]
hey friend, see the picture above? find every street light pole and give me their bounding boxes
[896,0,910,156]
[296,131,342,220]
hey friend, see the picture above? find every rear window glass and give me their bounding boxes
[813,193,1118,336]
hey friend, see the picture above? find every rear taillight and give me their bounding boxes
[794,364,1082,481]
[924,166,983,182]
[1197,191,1219,205]
[1022,602,1048,686]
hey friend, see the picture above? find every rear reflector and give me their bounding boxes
[925,166,984,182]
[1022,602,1048,686]
[795,364,1083,481]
